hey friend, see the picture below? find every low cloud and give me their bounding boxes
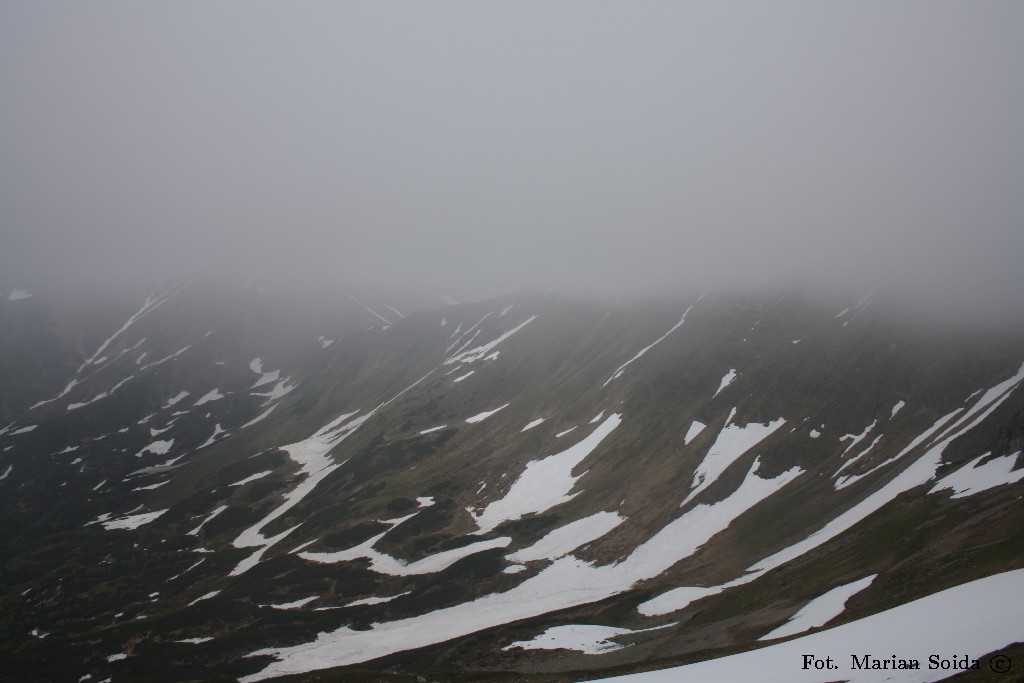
[2,2,1021,323]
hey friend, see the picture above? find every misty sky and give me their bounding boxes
[1,1,1022,314]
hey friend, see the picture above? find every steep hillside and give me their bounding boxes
[1,283,1022,683]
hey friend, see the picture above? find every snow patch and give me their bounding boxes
[681,417,786,506]
[930,452,1024,499]
[251,379,297,403]
[188,590,220,606]
[472,415,622,534]
[135,440,173,457]
[638,586,723,616]
[419,425,447,435]
[760,575,876,640]
[264,596,318,610]
[188,506,228,536]
[521,418,545,432]
[712,369,738,398]
[163,391,190,408]
[301,531,511,576]
[252,369,280,388]
[346,592,411,607]
[507,511,624,562]
[465,404,509,424]
[131,480,168,492]
[683,421,706,445]
[504,623,672,655]
[194,389,224,406]
[198,423,226,448]
[231,471,271,487]
[101,509,168,530]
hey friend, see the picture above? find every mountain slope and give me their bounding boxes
[1,283,1022,683]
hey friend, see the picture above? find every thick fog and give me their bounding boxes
[2,2,1022,320]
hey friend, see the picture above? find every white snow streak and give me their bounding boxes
[231,471,271,487]
[264,596,318,610]
[187,506,227,536]
[465,404,509,424]
[419,425,447,435]
[345,592,410,607]
[198,423,226,448]
[521,418,545,432]
[348,294,391,326]
[131,480,168,492]
[163,391,190,408]
[448,315,538,365]
[81,283,185,371]
[381,302,406,319]
[188,590,220,607]
[240,405,277,429]
[194,389,224,406]
[759,575,876,640]
[603,306,694,387]
[507,511,624,563]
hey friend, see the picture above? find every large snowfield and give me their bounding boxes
[594,568,1024,683]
